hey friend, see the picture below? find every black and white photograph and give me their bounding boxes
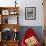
[25,7,36,20]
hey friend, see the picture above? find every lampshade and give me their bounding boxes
[13,29,17,32]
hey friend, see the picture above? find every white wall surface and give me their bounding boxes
[0,0,44,26]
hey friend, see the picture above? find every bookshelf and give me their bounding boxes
[0,7,20,46]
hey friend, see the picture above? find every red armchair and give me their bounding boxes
[21,28,41,46]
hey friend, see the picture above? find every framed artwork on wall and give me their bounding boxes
[2,10,9,15]
[25,7,36,20]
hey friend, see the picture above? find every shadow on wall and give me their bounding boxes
[18,26,44,44]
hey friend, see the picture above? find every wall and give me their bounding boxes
[18,0,44,26]
[0,0,44,26]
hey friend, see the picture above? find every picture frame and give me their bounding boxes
[2,10,9,15]
[25,7,36,20]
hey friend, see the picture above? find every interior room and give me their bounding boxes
[0,0,46,46]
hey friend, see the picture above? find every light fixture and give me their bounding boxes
[15,0,17,7]
[14,28,17,32]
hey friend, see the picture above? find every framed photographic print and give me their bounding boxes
[2,10,9,15]
[25,7,36,20]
